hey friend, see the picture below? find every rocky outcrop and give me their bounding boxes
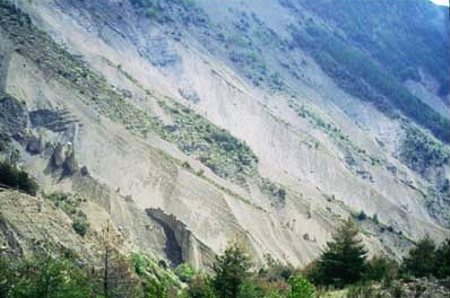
[146,208,215,269]
[29,109,78,133]
[48,142,79,177]
[0,94,27,139]
[62,148,78,176]
[51,143,64,168]
[26,134,44,154]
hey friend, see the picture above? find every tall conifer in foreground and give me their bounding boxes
[313,218,367,287]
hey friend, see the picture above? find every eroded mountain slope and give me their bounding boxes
[0,0,449,268]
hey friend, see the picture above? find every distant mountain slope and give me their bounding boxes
[287,0,450,143]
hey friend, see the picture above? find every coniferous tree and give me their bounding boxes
[212,243,252,298]
[313,218,367,287]
[434,239,450,278]
[401,235,436,278]
[363,255,398,287]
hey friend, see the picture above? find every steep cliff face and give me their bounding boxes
[146,208,215,269]
[0,0,448,268]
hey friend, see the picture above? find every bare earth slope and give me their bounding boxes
[0,0,449,268]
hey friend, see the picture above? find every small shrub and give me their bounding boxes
[0,253,93,298]
[356,210,367,221]
[182,161,192,169]
[175,263,195,283]
[44,192,89,237]
[72,216,89,237]
[372,214,379,224]
[44,192,80,215]
[131,253,148,276]
[287,275,315,298]
[238,279,265,298]
[261,179,287,208]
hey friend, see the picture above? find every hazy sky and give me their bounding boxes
[429,0,449,6]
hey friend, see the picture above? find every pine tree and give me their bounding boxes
[434,238,450,278]
[212,243,252,298]
[401,235,436,278]
[314,218,367,287]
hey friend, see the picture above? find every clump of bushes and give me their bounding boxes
[44,192,90,237]
[174,263,195,283]
[71,213,89,237]
[400,125,450,175]
[356,210,367,221]
[0,253,94,298]
[287,275,315,298]
[0,160,38,195]
[1,218,448,297]
[261,178,287,208]
[130,252,180,296]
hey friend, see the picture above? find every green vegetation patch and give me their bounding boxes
[0,253,95,298]
[400,125,450,175]
[1,219,449,297]
[0,160,38,195]
[0,249,182,298]
[289,101,382,166]
[44,192,90,237]
[260,178,287,208]
[156,100,258,182]
[229,49,283,90]
[130,252,181,296]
